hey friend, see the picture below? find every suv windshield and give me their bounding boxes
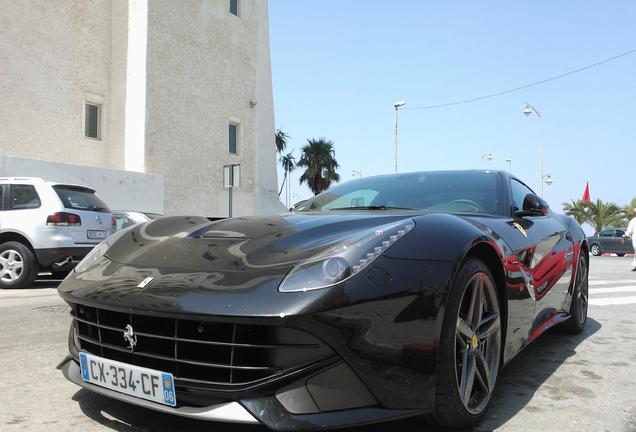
[296,171,501,215]
[53,185,110,213]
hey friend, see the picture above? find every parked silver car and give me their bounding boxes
[0,177,115,288]
[112,210,162,231]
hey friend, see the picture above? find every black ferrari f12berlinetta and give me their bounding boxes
[58,170,588,430]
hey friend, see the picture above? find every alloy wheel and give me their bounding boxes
[0,249,24,282]
[590,244,600,256]
[454,272,501,414]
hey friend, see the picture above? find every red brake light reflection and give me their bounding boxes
[47,212,82,226]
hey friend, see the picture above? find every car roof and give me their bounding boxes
[0,177,94,192]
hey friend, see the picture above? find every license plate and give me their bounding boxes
[79,352,176,407]
[87,230,107,240]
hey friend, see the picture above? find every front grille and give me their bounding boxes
[71,303,332,387]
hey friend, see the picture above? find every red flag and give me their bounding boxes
[582,182,591,203]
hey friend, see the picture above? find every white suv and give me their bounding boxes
[0,177,115,288]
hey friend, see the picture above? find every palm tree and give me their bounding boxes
[275,129,290,154]
[563,199,589,225]
[278,152,296,207]
[586,199,624,233]
[298,138,340,195]
[623,198,636,222]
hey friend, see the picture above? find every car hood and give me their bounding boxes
[106,213,418,272]
[59,212,420,316]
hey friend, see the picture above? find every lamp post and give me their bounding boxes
[352,169,362,178]
[505,158,512,170]
[482,152,494,162]
[393,101,406,173]
[523,102,544,197]
[543,173,554,186]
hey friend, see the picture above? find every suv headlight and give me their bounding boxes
[278,219,415,292]
[74,227,130,274]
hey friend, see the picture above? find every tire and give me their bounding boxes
[559,253,588,334]
[616,253,626,257]
[0,242,39,289]
[431,258,502,429]
[590,244,601,256]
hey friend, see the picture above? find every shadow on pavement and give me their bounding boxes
[30,275,64,289]
[71,318,601,432]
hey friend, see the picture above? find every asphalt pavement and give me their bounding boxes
[1,256,635,432]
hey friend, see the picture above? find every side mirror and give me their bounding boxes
[516,193,549,217]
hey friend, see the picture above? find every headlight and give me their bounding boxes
[278,219,415,292]
[74,227,131,274]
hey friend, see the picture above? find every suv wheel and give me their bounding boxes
[0,242,39,289]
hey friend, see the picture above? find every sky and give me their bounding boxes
[269,1,636,212]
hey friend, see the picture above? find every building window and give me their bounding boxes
[229,122,238,154]
[230,0,240,16]
[85,103,101,139]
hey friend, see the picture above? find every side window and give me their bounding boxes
[616,230,625,237]
[0,185,4,210]
[510,179,534,213]
[10,185,41,210]
[599,230,614,237]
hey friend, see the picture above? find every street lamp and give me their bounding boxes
[543,173,554,186]
[523,102,545,197]
[505,158,512,170]
[393,101,406,173]
[482,152,494,161]
[352,169,362,178]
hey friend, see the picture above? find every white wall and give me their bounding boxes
[0,0,284,217]
[0,156,164,214]
[144,0,284,217]
[0,0,125,170]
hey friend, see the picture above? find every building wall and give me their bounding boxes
[253,2,281,214]
[0,0,283,217]
[0,0,125,170]
[144,0,282,216]
[0,155,164,214]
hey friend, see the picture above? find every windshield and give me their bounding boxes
[53,185,111,213]
[296,171,501,214]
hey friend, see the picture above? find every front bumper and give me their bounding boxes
[58,354,422,430]
[58,255,453,429]
[58,356,258,423]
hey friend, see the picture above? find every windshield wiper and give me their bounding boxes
[329,205,417,211]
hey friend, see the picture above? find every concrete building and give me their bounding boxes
[0,0,283,216]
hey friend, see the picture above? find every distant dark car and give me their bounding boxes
[58,170,589,430]
[588,228,630,256]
